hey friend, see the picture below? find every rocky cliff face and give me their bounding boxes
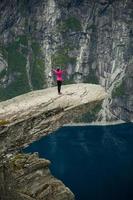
[0,83,106,156]
[0,153,74,200]
[0,83,106,200]
[0,0,133,120]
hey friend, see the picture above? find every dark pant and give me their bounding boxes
[57,81,62,93]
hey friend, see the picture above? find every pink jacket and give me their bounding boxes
[52,69,64,81]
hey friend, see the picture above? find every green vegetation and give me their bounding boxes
[31,41,41,56]
[59,17,82,32]
[0,119,10,126]
[11,154,26,171]
[0,69,7,79]
[64,75,74,85]
[84,68,98,84]
[125,36,133,61]
[0,43,7,85]
[7,40,27,73]
[16,35,28,46]
[18,0,27,16]
[0,36,30,101]
[31,41,45,89]
[0,45,8,59]
[0,74,30,101]
[52,53,76,67]
[57,0,71,8]
[74,102,102,123]
[52,48,76,67]
[0,35,46,101]
[112,81,125,98]
[83,103,102,122]
[87,24,97,31]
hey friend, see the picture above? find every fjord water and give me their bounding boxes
[24,123,133,200]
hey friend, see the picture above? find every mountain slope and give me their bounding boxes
[0,0,133,121]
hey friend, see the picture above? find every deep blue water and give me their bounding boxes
[23,123,133,200]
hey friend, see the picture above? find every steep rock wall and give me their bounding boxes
[0,0,133,121]
[0,153,74,200]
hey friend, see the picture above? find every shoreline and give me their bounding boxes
[63,120,132,127]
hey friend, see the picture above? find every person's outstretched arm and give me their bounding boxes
[51,69,56,74]
[62,69,67,74]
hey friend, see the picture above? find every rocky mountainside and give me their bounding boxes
[0,0,133,121]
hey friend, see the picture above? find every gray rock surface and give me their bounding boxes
[0,83,106,200]
[0,83,106,156]
[0,153,74,200]
[0,0,132,121]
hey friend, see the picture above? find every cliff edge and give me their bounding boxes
[0,83,106,200]
[0,83,106,121]
[0,83,106,155]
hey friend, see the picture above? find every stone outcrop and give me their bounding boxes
[0,83,106,200]
[0,83,106,156]
[0,153,74,200]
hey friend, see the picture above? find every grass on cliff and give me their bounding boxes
[0,75,30,101]
[10,154,26,171]
[0,69,7,79]
[0,44,8,59]
[84,68,99,84]
[31,41,45,89]
[0,36,45,101]
[0,36,30,101]
[7,40,27,73]
[112,81,125,98]
[18,0,28,16]
[58,16,82,32]
[52,47,76,67]
[0,119,10,126]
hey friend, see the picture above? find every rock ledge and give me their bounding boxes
[0,83,106,200]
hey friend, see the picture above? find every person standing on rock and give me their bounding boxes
[52,67,65,95]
